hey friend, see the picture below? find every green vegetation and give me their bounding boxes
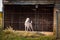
[0,32,56,40]
[0,12,2,28]
[0,27,56,40]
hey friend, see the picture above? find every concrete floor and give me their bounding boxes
[15,31,54,36]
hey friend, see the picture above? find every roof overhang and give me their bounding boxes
[4,1,55,5]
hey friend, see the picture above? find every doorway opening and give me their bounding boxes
[4,4,54,32]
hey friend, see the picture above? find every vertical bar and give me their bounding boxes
[56,10,58,39]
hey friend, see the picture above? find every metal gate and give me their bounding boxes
[4,4,54,31]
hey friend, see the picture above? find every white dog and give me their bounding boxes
[24,18,33,31]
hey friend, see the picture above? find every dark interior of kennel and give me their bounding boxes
[4,4,54,32]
